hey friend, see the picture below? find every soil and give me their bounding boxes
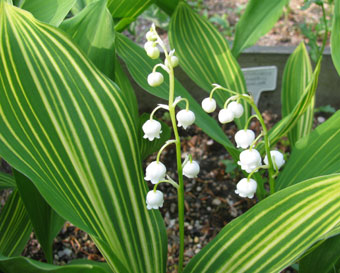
[0,0,332,272]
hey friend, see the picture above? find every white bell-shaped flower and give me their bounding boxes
[142,119,162,141]
[146,46,160,59]
[228,101,244,118]
[146,190,164,210]
[176,110,195,129]
[146,30,157,41]
[144,41,154,51]
[201,98,216,113]
[147,72,164,87]
[238,149,262,173]
[165,55,179,68]
[144,161,166,184]
[218,108,234,124]
[235,178,257,198]
[264,150,285,170]
[234,129,255,149]
[183,160,200,178]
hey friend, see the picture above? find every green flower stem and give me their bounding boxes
[249,132,263,150]
[153,179,179,191]
[156,140,177,163]
[209,85,239,99]
[150,104,169,120]
[239,95,276,194]
[247,165,269,181]
[157,38,185,272]
[173,97,190,110]
[244,114,259,130]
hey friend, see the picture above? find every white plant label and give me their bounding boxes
[241,66,278,108]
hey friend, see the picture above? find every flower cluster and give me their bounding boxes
[142,25,199,210]
[202,85,286,199]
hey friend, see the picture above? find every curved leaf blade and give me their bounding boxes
[115,33,239,159]
[231,0,287,57]
[281,42,313,147]
[184,174,340,273]
[0,172,16,189]
[331,0,340,76]
[276,111,340,190]
[0,190,32,257]
[14,169,64,263]
[0,255,111,273]
[169,2,250,128]
[0,3,166,272]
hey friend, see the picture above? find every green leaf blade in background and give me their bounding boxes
[276,110,340,190]
[331,0,340,76]
[231,0,288,58]
[60,0,115,80]
[169,2,250,128]
[0,255,111,273]
[115,33,239,159]
[281,42,313,147]
[183,174,340,273]
[14,170,64,263]
[0,172,16,189]
[0,190,32,257]
[0,3,166,272]
[17,0,76,26]
[155,0,179,15]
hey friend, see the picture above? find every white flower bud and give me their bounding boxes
[235,178,257,198]
[142,119,162,141]
[264,150,285,170]
[146,30,157,41]
[238,149,262,173]
[201,98,216,113]
[165,56,179,68]
[176,110,195,129]
[234,129,255,149]
[147,72,164,87]
[218,108,234,124]
[144,41,154,51]
[146,190,164,210]
[228,101,244,118]
[183,160,200,178]
[144,161,166,184]
[146,46,160,59]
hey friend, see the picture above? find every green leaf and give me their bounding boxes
[281,42,314,147]
[60,0,115,80]
[114,56,139,124]
[331,0,340,76]
[70,0,92,15]
[0,172,16,189]
[107,0,153,31]
[115,33,239,159]
[183,174,340,273]
[18,0,76,26]
[258,58,321,152]
[169,2,250,128]
[231,0,287,57]
[14,170,64,263]
[300,234,340,273]
[0,3,166,272]
[154,0,179,15]
[139,114,171,160]
[0,190,32,257]
[0,255,111,273]
[276,111,340,190]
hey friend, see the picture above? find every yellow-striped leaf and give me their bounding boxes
[183,174,340,273]
[331,0,340,76]
[115,33,240,159]
[0,172,16,189]
[0,3,166,272]
[0,190,32,257]
[231,0,287,58]
[0,255,111,273]
[169,2,250,128]
[14,170,64,263]
[16,0,76,26]
[276,111,340,190]
[281,42,313,147]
